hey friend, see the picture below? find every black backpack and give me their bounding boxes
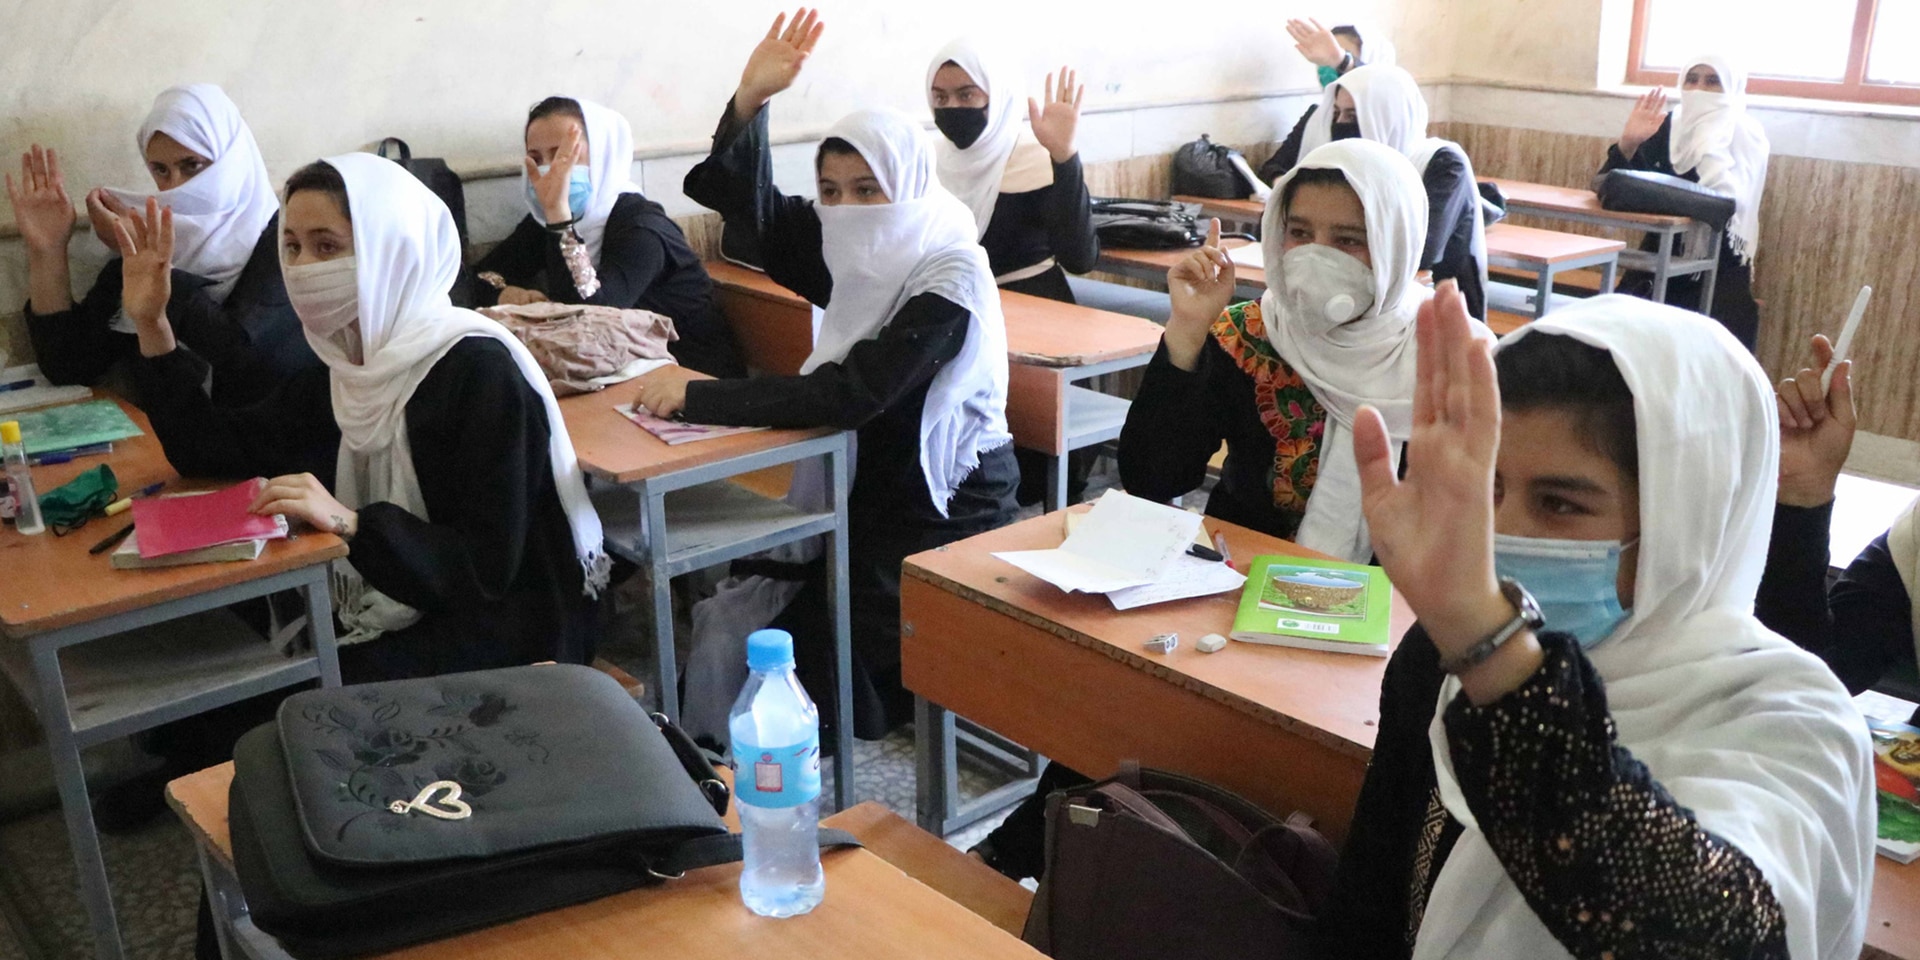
[1090,198,1207,250]
[1171,135,1255,199]
[376,138,470,250]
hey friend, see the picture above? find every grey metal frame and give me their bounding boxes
[0,563,339,960]
[587,429,856,812]
[1485,247,1622,320]
[1041,353,1155,513]
[1499,200,1722,312]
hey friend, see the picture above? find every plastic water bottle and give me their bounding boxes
[0,422,44,535]
[729,629,825,917]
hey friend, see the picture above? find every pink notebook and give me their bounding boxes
[131,478,290,559]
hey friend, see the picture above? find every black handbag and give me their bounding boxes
[1023,764,1338,960]
[376,138,471,249]
[1591,169,1736,231]
[230,664,855,958]
[1091,198,1207,250]
[1172,135,1255,199]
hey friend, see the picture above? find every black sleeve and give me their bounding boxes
[544,198,671,307]
[131,347,339,481]
[1756,503,1914,694]
[346,340,552,610]
[24,261,138,386]
[1117,338,1231,504]
[465,216,549,308]
[1756,501,1837,658]
[682,100,833,306]
[1044,154,1099,274]
[1600,115,1676,176]
[1444,633,1789,960]
[1259,108,1316,186]
[1420,150,1475,272]
[681,292,969,430]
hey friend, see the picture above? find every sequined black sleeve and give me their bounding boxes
[1442,633,1789,960]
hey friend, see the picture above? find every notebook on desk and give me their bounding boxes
[7,398,142,455]
[111,530,268,569]
[130,479,289,559]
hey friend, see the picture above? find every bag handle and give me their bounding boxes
[651,712,732,817]
[375,137,413,162]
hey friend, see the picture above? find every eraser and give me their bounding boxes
[1197,633,1227,653]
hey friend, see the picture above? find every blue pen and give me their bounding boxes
[0,379,36,393]
[29,442,113,466]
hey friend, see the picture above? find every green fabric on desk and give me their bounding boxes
[38,464,116,528]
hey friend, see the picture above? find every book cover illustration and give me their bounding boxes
[1869,718,1920,864]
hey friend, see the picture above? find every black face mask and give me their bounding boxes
[933,107,990,149]
[1330,121,1363,142]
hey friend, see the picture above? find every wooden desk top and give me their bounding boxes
[167,762,1042,959]
[0,398,346,640]
[1485,178,1691,228]
[1485,222,1626,266]
[704,261,1162,370]
[1101,238,1264,289]
[559,379,835,486]
[903,509,1413,761]
[1174,194,1266,221]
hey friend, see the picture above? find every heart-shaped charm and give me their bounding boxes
[387,780,473,821]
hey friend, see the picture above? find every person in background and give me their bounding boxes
[1600,54,1769,349]
[1755,332,1918,704]
[637,8,1019,739]
[463,96,745,377]
[1260,65,1488,318]
[1320,290,1872,959]
[1287,17,1396,90]
[8,84,317,405]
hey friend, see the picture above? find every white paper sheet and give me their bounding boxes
[995,490,1205,595]
[1106,553,1247,611]
[0,364,94,416]
[1227,241,1266,272]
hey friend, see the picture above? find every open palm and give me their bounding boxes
[111,198,174,329]
[738,8,825,109]
[5,145,76,254]
[1028,67,1084,163]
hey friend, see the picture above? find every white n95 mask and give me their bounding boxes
[284,256,359,337]
[1279,244,1376,333]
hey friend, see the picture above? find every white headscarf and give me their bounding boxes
[1338,22,1397,69]
[296,153,610,643]
[102,84,278,304]
[1298,66,1488,293]
[1262,140,1489,563]
[809,109,1011,516]
[1414,296,1874,960]
[1669,54,1771,265]
[926,39,1055,236]
[519,96,645,266]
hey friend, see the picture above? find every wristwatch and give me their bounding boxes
[1436,578,1544,675]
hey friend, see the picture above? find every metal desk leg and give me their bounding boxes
[194,843,242,960]
[825,437,855,812]
[303,569,342,687]
[30,637,124,960]
[1046,453,1067,514]
[1600,258,1620,294]
[642,480,679,721]
[1651,231,1675,304]
[914,696,959,834]
[1533,266,1555,320]
[1698,227,1723,317]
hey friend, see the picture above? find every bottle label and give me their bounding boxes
[733,734,821,809]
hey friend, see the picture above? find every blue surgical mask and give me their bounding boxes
[1492,533,1637,650]
[527,165,593,223]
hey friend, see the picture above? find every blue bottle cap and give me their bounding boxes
[746,629,795,672]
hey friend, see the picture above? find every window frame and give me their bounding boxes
[1626,0,1920,107]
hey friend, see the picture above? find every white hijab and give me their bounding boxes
[519,96,645,266]
[103,84,278,304]
[1263,140,1489,564]
[809,109,1011,517]
[1415,297,1874,960]
[1339,22,1397,69]
[1669,54,1771,265]
[1298,66,1488,294]
[926,39,1055,236]
[297,153,609,643]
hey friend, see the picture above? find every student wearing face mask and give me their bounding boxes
[119,153,607,680]
[1258,66,1487,319]
[1600,55,1769,349]
[7,84,317,405]
[461,96,744,377]
[635,8,1018,738]
[1317,290,1872,959]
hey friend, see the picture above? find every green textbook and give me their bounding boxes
[1230,556,1393,656]
[7,400,142,456]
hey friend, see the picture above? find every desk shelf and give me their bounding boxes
[1486,280,1586,317]
[592,481,839,579]
[1064,387,1132,452]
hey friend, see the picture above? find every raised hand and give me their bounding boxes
[109,197,177,357]
[1286,18,1346,69]
[1619,88,1669,159]
[86,188,133,255]
[735,7,825,120]
[1776,333,1856,508]
[5,145,76,255]
[1163,218,1236,371]
[524,126,583,223]
[1028,67,1085,164]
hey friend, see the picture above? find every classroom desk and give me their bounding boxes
[1483,221,1625,319]
[0,396,345,960]
[900,509,1412,841]
[557,379,857,811]
[167,762,1044,960]
[1173,194,1265,235]
[1485,178,1721,310]
[1096,238,1267,302]
[704,261,1164,513]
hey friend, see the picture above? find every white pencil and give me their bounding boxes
[1823,285,1872,394]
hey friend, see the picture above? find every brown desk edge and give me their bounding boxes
[1484,178,1692,228]
[558,378,835,486]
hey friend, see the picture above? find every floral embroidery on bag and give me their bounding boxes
[1210,300,1326,523]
